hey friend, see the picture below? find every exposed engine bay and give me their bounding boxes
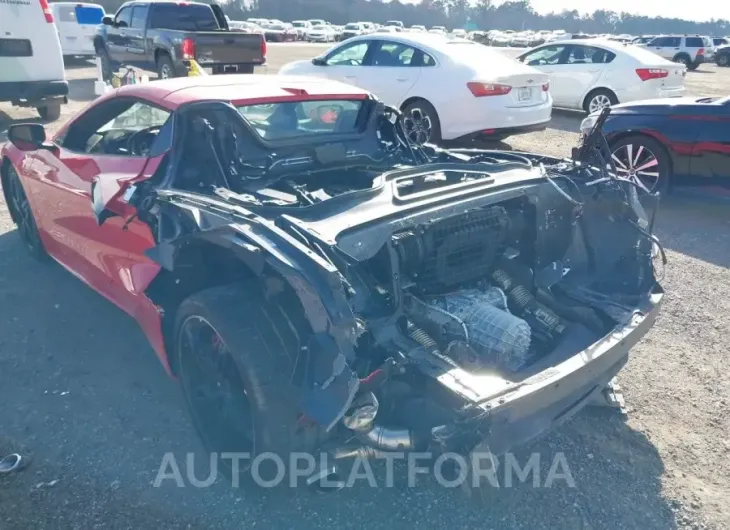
[113,100,664,472]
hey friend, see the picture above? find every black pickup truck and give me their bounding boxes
[94,1,266,79]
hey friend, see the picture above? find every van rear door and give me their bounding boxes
[0,0,65,83]
[53,3,105,57]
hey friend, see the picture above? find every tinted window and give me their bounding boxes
[62,99,171,155]
[237,100,364,141]
[114,6,132,28]
[521,45,566,66]
[130,6,148,29]
[0,38,32,57]
[326,41,369,66]
[650,36,680,47]
[371,41,428,66]
[686,37,704,47]
[566,46,615,64]
[148,4,219,31]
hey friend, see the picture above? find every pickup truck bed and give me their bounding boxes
[94,1,266,79]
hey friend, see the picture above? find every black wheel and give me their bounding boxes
[3,163,48,260]
[401,99,441,145]
[156,53,178,79]
[175,280,323,486]
[717,54,729,67]
[96,46,113,82]
[610,135,671,194]
[37,102,61,121]
[583,88,618,114]
[672,54,691,68]
[687,61,700,71]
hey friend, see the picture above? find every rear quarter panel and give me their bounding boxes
[604,112,699,176]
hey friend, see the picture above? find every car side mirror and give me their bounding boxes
[312,57,327,66]
[102,15,114,26]
[7,123,47,151]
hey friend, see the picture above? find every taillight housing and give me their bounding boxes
[542,81,550,91]
[181,38,196,60]
[261,35,267,59]
[697,48,705,55]
[467,82,512,97]
[39,0,54,22]
[635,68,669,81]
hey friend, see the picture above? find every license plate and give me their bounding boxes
[518,87,532,101]
[223,65,239,73]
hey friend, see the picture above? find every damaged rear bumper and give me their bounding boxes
[442,287,663,455]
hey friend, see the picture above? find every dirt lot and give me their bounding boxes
[0,44,728,530]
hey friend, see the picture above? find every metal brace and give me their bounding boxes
[589,377,627,415]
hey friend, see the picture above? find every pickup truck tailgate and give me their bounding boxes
[193,32,264,65]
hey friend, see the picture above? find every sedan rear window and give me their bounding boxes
[149,4,219,31]
[237,100,364,141]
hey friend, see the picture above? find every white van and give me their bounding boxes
[51,2,105,59]
[0,0,67,120]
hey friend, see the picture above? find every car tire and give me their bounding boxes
[717,54,729,67]
[2,162,49,261]
[672,54,692,68]
[583,88,618,114]
[401,99,442,145]
[37,102,62,122]
[687,61,700,71]
[610,135,671,195]
[174,280,324,486]
[156,53,178,79]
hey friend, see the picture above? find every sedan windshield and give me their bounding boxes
[237,100,365,141]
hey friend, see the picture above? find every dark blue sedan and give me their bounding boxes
[581,96,730,194]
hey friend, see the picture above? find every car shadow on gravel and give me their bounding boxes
[653,198,730,269]
[0,226,683,529]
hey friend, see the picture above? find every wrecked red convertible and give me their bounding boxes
[1,76,664,488]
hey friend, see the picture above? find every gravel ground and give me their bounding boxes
[0,44,728,530]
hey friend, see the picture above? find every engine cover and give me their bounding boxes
[393,206,509,294]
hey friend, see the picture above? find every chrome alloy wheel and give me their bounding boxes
[611,142,661,192]
[402,107,433,145]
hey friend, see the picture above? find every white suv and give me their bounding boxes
[642,35,714,70]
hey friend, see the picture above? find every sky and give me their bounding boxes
[400,0,730,22]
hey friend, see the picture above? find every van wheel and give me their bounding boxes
[37,102,61,122]
[157,54,178,79]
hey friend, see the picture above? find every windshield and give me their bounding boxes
[292,21,305,27]
[345,24,360,30]
[148,4,219,31]
[237,100,365,141]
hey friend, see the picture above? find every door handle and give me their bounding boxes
[343,75,356,80]
[396,77,408,82]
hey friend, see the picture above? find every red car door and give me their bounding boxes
[26,98,171,321]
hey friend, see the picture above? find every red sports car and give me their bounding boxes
[1,76,664,491]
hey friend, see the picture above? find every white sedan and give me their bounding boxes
[516,39,686,113]
[278,33,552,144]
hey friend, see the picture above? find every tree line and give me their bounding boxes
[66,0,730,36]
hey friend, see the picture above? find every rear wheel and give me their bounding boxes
[717,54,729,67]
[37,102,61,122]
[610,135,671,194]
[156,53,178,79]
[672,54,691,68]
[583,88,618,114]
[401,99,441,145]
[175,281,323,486]
[3,163,48,260]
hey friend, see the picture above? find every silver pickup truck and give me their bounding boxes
[94,1,266,79]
